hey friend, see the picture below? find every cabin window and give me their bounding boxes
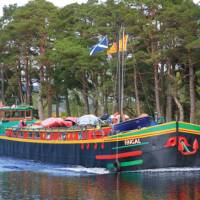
[13,131,17,137]
[26,110,31,117]
[35,132,40,139]
[28,132,32,138]
[5,112,10,118]
[12,111,20,118]
[20,111,25,118]
[33,109,38,119]
[62,133,66,140]
[78,132,82,140]
[19,132,23,138]
[46,133,50,140]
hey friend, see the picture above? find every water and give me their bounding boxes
[0,157,199,200]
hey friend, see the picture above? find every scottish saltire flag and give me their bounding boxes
[89,36,108,56]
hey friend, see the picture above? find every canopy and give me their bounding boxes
[41,117,72,128]
[77,114,100,126]
[64,117,77,123]
[0,105,34,111]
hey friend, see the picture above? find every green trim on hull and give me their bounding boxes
[107,159,143,170]
[179,122,200,132]
[120,160,143,167]
[110,122,177,139]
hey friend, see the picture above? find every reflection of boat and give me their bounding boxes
[0,105,37,134]
[1,120,200,172]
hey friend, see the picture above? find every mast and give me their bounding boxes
[121,27,125,120]
[117,28,121,118]
[117,26,125,122]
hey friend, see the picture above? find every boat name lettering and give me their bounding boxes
[124,139,141,146]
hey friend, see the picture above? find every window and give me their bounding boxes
[12,111,20,118]
[13,132,17,137]
[5,112,10,118]
[28,132,32,138]
[20,111,25,118]
[26,110,31,117]
[35,132,40,139]
[19,132,23,138]
[62,133,66,140]
[46,133,50,139]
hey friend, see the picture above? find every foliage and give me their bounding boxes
[0,0,200,121]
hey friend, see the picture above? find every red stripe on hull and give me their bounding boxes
[95,150,142,160]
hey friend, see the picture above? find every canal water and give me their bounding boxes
[0,157,199,200]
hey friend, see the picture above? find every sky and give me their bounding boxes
[0,0,87,16]
[0,0,199,16]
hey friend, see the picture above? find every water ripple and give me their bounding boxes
[0,157,109,176]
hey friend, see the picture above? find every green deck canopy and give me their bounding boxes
[0,106,34,111]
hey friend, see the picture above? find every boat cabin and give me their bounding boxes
[0,106,38,122]
[5,126,112,141]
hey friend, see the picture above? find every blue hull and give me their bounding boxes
[113,116,151,132]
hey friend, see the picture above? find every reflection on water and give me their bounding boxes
[0,157,200,200]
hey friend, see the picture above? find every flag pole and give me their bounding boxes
[121,26,125,122]
[118,26,125,122]
[117,28,121,121]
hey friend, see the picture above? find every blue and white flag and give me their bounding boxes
[89,36,108,56]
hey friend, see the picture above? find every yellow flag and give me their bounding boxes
[119,34,128,52]
[107,35,128,55]
[107,43,117,55]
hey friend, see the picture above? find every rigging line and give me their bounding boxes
[138,71,153,115]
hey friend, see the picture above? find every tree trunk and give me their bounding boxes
[166,87,172,122]
[173,95,184,121]
[82,89,90,114]
[56,95,59,117]
[65,89,71,116]
[188,51,195,123]
[47,83,52,117]
[154,63,161,117]
[166,62,172,122]
[103,90,109,114]
[17,60,24,104]
[133,63,141,116]
[160,63,165,116]
[24,52,32,105]
[38,67,45,120]
[0,63,5,104]
[93,96,98,116]
[82,75,90,114]
[29,58,33,105]
[38,34,46,120]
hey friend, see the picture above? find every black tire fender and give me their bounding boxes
[113,160,120,172]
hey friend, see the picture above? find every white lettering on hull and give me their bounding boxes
[124,138,141,146]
